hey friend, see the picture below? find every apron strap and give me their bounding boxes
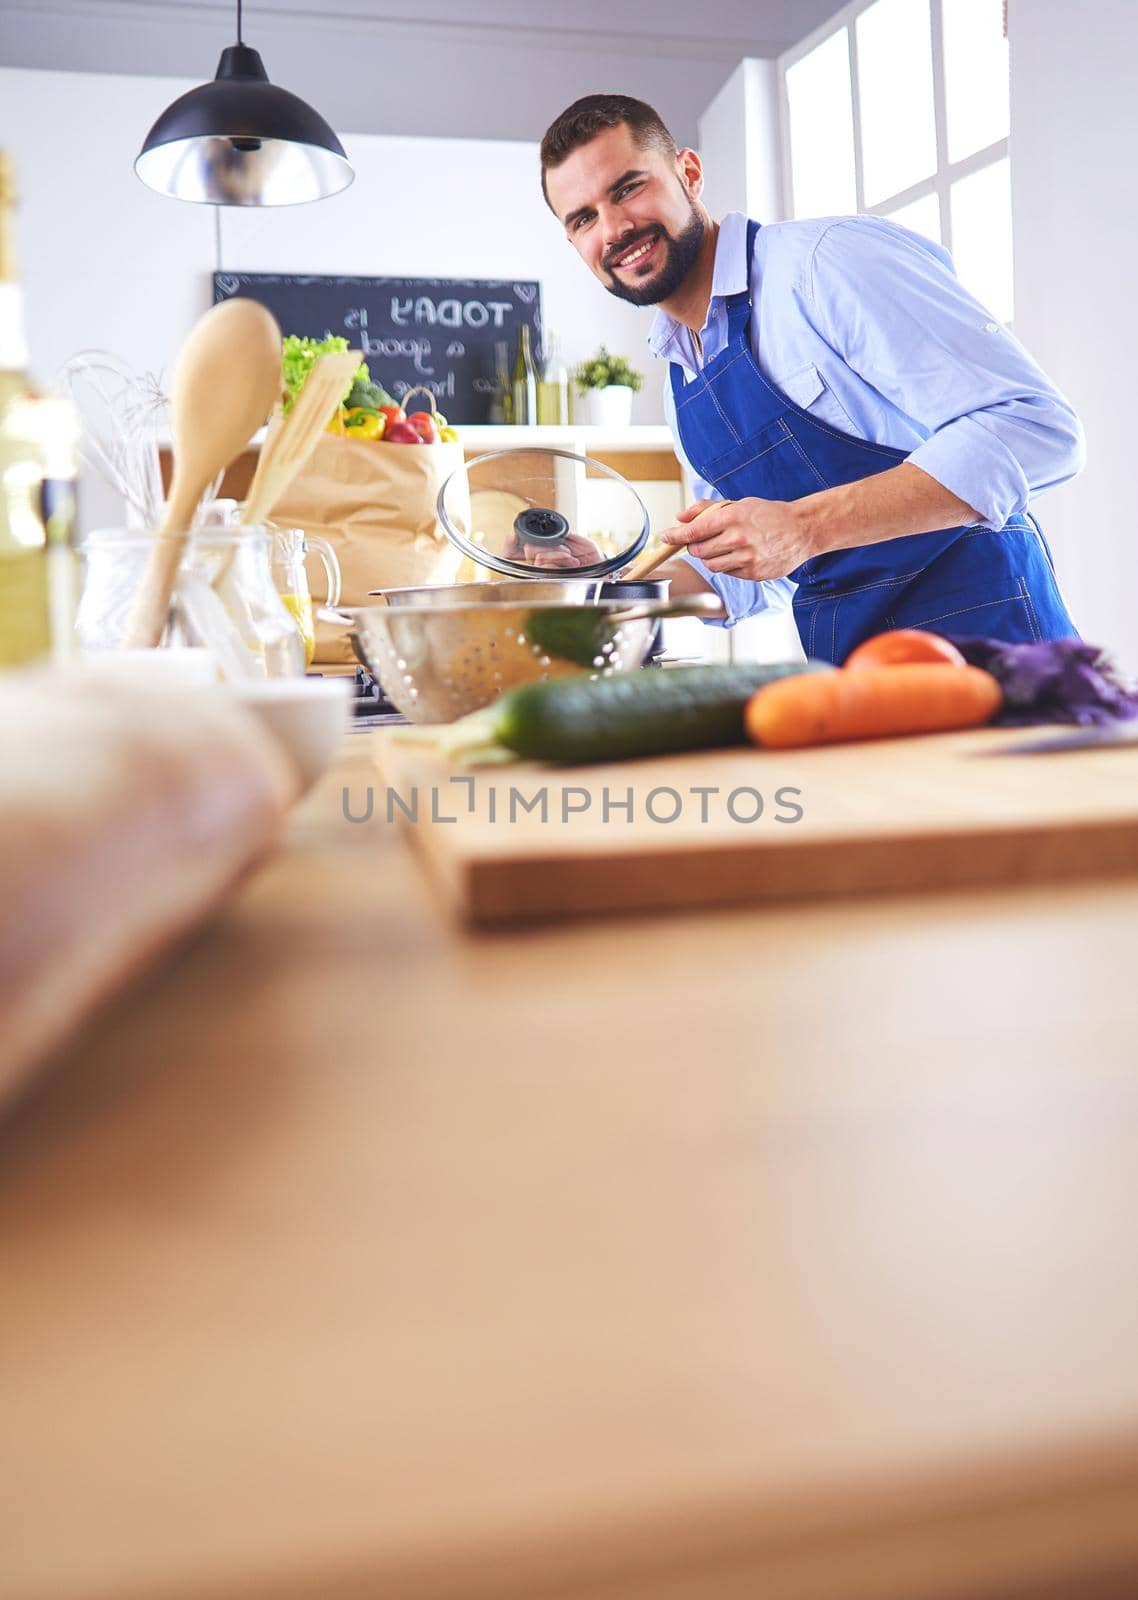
[670,217,762,396]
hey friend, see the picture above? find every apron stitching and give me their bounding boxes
[831,598,838,663]
[707,383,745,445]
[1020,577,1043,643]
[785,431,832,491]
[793,411,907,459]
[673,375,707,412]
[704,433,793,475]
[895,592,1027,628]
[703,349,750,382]
[800,571,924,598]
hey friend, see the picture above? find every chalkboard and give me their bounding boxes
[212,272,542,424]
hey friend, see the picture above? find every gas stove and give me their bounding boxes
[344,665,409,728]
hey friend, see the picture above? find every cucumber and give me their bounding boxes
[493,661,832,764]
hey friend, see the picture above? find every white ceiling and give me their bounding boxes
[0,0,848,142]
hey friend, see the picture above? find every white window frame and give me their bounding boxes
[777,0,1009,256]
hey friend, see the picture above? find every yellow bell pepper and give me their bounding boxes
[438,425,459,443]
[343,407,383,441]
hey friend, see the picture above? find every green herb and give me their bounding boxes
[573,346,644,395]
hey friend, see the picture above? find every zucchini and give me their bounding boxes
[494,661,832,764]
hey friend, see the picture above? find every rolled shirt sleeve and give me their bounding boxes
[805,218,1086,531]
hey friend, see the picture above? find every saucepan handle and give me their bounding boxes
[604,593,727,624]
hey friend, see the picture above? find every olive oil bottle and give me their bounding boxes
[0,151,78,668]
[489,338,512,425]
[537,329,570,426]
[510,324,537,427]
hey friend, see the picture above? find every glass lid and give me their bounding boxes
[436,447,651,580]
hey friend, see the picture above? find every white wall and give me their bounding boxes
[697,59,785,223]
[1,64,671,531]
[0,68,214,387]
[1009,0,1138,666]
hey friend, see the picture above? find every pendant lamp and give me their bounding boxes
[135,0,353,206]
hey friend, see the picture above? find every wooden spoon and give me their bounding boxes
[123,299,282,648]
[622,500,735,582]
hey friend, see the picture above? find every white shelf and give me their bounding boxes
[169,423,677,453]
[458,424,676,451]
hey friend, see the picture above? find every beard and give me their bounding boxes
[600,200,706,307]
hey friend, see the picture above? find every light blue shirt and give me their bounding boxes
[650,211,1086,625]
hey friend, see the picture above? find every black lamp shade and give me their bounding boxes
[135,45,354,205]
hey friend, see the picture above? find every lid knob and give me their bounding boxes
[513,506,570,548]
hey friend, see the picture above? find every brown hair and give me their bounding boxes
[540,95,678,208]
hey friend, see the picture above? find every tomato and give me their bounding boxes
[384,419,423,444]
[407,410,439,444]
[378,404,406,431]
[844,629,967,670]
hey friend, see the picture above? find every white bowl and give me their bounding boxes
[226,676,352,795]
[80,646,219,690]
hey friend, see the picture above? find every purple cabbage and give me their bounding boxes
[944,635,1138,726]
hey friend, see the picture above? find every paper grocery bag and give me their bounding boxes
[270,433,467,665]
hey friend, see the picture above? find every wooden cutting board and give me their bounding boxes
[369,725,1138,924]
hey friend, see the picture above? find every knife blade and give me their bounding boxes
[995,724,1138,755]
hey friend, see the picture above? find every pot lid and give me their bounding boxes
[436,447,650,580]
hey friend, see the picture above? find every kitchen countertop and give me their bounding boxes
[2,728,1138,1600]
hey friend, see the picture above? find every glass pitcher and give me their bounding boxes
[77,521,306,679]
[269,527,341,668]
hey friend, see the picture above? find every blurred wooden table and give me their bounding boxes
[2,729,1138,1600]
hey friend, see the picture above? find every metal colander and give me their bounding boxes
[324,595,722,723]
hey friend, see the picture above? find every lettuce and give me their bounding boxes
[281,334,368,415]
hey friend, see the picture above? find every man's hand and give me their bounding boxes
[659,466,983,580]
[501,530,604,569]
[660,497,816,582]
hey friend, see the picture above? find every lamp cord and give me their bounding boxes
[237,0,243,44]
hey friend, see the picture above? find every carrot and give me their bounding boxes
[745,663,1002,748]
[844,628,966,670]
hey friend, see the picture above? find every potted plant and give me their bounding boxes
[573,347,643,427]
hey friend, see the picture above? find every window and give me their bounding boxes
[785,31,857,218]
[780,0,1011,316]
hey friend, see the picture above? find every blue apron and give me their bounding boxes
[670,219,1078,665]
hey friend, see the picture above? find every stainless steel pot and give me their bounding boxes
[371,579,600,608]
[371,578,670,608]
[322,594,721,724]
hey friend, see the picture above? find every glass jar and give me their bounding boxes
[269,527,341,668]
[77,522,305,679]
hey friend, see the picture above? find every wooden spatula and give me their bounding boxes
[240,349,361,527]
[623,500,735,581]
[123,299,282,648]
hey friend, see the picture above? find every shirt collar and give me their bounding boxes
[647,211,749,360]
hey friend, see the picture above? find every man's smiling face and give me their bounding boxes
[544,123,707,307]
